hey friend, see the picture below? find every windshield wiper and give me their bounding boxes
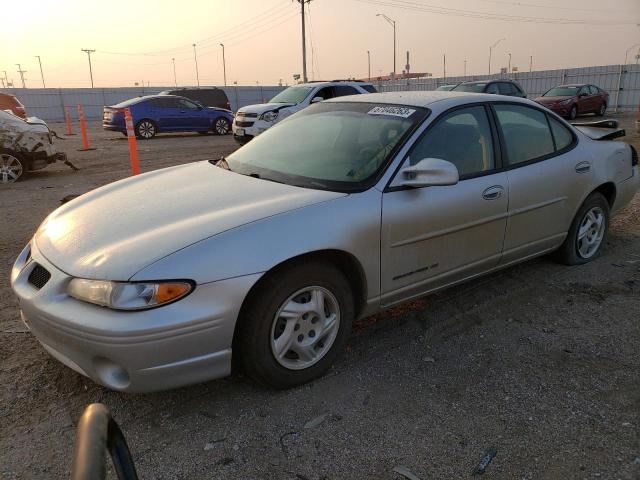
[247,172,286,185]
[210,156,231,171]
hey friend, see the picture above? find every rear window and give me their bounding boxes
[362,85,377,93]
[112,97,145,108]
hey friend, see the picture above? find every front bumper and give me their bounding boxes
[26,151,66,171]
[232,118,273,142]
[11,241,261,392]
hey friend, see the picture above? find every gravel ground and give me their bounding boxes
[1,115,639,479]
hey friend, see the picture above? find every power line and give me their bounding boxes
[477,0,638,14]
[353,0,637,25]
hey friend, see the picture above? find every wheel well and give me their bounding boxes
[240,250,367,320]
[592,182,616,208]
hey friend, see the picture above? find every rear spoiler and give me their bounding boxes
[570,119,626,141]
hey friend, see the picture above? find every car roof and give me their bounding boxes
[557,84,587,87]
[294,80,374,88]
[324,90,532,108]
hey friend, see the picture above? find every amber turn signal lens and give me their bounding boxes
[155,283,191,304]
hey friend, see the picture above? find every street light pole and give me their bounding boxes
[220,43,227,86]
[367,50,371,80]
[15,64,26,88]
[376,14,396,78]
[172,58,177,87]
[488,38,505,76]
[529,55,533,73]
[81,49,95,87]
[464,59,467,77]
[193,43,200,86]
[35,56,45,88]
[507,53,512,76]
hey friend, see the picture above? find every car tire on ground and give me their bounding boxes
[235,261,354,389]
[134,119,157,139]
[0,149,26,183]
[553,192,610,265]
[596,102,607,116]
[213,117,231,135]
[568,105,578,120]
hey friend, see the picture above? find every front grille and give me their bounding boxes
[236,121,255,127]
[28,264,51,289]
[236,112,258,119]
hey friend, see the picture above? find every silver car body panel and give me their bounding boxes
[12,91,639,392]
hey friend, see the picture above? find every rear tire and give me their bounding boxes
[553,192,609,265]
[134,119,157,139]
[0,149,25,183]
[235,261,354,389]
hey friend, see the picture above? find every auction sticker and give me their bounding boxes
[367,106,416,118]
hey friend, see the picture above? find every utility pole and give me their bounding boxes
[220,43,227,86]
[193,43,200,86]
[443,54,446,79]
[15,64,26,88]
[3,71,9,87]
[376,13,396,78]
[172,58,177,87]
[35,56,46,88]
[367,50,371,80]
[464,59,467,77]
[529,55,533,73]
[488,38,505,76]
[507,53,512,76]
[295,0,312,83]
[81,49,95,87]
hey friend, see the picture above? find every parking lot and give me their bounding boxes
[1,116,639,479]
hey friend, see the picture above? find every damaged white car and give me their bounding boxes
[0,110,67,183]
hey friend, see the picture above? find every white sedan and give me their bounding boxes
[11,91,639,392]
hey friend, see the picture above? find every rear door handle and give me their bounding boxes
[482,185,504,200]
[575,161,591,173]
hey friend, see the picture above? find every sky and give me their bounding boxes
[1,0,639,88]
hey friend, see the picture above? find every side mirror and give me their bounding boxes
[397,158,459,188]
[311,96,323,104]
[578,93,588,98]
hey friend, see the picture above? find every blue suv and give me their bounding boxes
[103,95,234,139]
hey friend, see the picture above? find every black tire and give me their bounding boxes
[213,117,231,135]
[134,119,157,139]
[595,102,607,117]
[0,149,26,183]
[553,192,610,265]
[568,105,578,120]
[235,261,354,389]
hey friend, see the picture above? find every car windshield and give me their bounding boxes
[452,83,486,93]
[270,86,314,104]
[543,86,580,96]
[226,102,428,191]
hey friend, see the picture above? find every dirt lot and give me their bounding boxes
[1,116,639,479]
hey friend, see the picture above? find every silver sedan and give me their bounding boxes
[11,91,639,392]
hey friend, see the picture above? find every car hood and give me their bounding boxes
[237,103,296,115]
[535,95,574,104]
[35,161,344,280]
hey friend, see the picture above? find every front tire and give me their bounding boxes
[135,119,157,139]
[568,105,578,120]
[235,261,354,389]
[0,150,25,183]
[596,102,607,116]
[213,117,231,135]
[553,192,609,265]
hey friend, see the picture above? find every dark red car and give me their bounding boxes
[0,92,27,119]
[534,84,608,120]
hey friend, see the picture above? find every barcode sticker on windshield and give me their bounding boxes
[367,106,416,118]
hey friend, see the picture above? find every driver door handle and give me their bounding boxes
[482,185,504,200]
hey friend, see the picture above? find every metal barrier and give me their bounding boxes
[71,403,139,480]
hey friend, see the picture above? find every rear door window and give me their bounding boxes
[486,83,499,94]
[498,83,514,95]
[333,86,360,97]
[362,85,378,93]
[494,104,555,165]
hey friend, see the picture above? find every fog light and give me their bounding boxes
[93,357,130,390]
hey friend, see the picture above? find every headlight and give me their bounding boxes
[68,279,193,310]
[260,110,278,122]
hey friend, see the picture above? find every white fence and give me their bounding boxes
[375,63,640,112]
[0,85,286,121]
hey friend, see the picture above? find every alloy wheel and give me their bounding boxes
[0,153,23,183]
[138,121,155,139]
[270,286,341,370]
[215,118,230,135]
[576,206,605,259]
